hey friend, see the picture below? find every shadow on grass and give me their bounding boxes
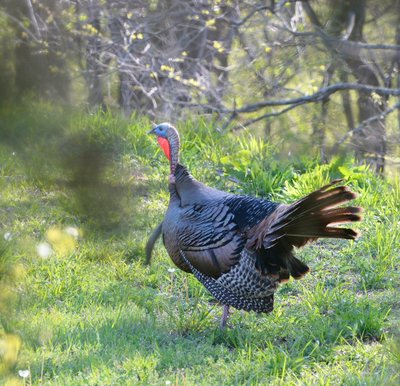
[18,265,393,384]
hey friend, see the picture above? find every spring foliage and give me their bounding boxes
[0,107,399,384]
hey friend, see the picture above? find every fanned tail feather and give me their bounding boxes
[248,180,362,279]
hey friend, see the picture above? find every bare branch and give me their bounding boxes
[353,42,400,50]
[232,5,272,27]
[231,103,303,131]
[25,0,42,39]
[3,12,42,43]
[176,83,400,120]
[271,20,400,51]
[231,83,400,114]
[332,101,400,153]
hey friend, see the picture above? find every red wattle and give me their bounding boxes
[157,136,171,160]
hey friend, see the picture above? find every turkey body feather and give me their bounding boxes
[147,123,362,325]
[162,164,279,278]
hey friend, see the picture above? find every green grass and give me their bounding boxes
[1,106,399,385]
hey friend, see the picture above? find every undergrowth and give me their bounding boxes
[0,105,399,385]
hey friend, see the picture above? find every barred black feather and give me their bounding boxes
[148,124,362,325]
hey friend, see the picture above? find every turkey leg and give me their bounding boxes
[221,304,230,328]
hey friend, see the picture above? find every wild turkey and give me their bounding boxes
[147,123,362,327]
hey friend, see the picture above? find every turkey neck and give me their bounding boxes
[168,129,226,206]
[167,130,181,202]
[170,164,227,206]
[169,130,180,176]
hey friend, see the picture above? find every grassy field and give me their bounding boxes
[1,106,400,385]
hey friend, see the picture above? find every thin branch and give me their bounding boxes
[25,0,42,39]
[176,83,400,117]
[332,101,400,153]
[270,21,400,51]
[232,5,272,27]
[177,81,400,133]
[354,42,400,50]
[231,103,303,131]
[231,83,400,114]
[301,0,322,28]
[3,12,42,43]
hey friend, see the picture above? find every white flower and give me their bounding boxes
[165,381,172,385]
[4,232,12,241]
[37,242,53,258]
[64,226,79,238]
[18,369,30,378]
[167,268,177,273]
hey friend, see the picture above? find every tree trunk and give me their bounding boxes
[344,0,386,173]
[108,12,132,115]
[303,0,387,173]
[396,3,400,136]
[86,0,105,109]
[7,0,70,102]
[339,71,355,131]
[312,63,335,162]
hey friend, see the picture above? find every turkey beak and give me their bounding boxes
[148,122,158,135]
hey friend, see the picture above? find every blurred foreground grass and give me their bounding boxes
[0,104,399,385]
